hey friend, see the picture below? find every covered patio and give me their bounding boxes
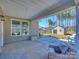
[0,37,79,59]
[0,0,79,59]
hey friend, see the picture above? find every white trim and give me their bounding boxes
[11,19,29,36]
[0,21,3,47]
[11,19,21,36]
[21,21,30,36]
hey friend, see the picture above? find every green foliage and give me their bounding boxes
[48,19,56,26]
[56,9,75,27]
[57,10,75,20]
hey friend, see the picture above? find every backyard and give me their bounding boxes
[39,6,76,42]
[0,37,78,59]
[42,34,69,39]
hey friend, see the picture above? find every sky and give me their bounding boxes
[39,15,76,28]
[39,16,57,27]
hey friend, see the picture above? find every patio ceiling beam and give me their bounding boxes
[74,0,79,42]
[74,0,79,5]
[31,0,75,19]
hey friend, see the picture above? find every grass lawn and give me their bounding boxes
[43,34,70,39]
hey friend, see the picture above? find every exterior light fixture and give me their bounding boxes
[0,15,5,21]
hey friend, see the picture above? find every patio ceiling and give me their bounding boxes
[0,0,75,19]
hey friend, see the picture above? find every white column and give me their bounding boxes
[75,0,79,42]
[75,6,79,42]
[29,20,39,40]
[0,6,4,53]
[0,21,3,53]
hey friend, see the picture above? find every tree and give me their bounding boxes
[48,19,56,29]
[57,9,75,27]
[57,14,62,26]
[64,10,75,27]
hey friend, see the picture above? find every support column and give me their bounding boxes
[75,0,79,43]
[29,20,39,40]
[76,6,79,42]
[0,6,4,53]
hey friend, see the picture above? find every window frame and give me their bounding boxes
[21,21,29,36]
[11,19,29,36]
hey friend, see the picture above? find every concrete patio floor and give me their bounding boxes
[0,41,48,59]
[0,37,79,59]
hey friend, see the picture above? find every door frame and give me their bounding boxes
[0,21,3,47]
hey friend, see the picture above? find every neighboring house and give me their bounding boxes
[39,27,52,34]
[52,26,64,35]
[45,28,52,34]
[39,26,64,35]
[64,26,76,35]
[39,26,75,36]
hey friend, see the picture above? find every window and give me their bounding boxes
[53,30,57,34]
[12,20,20,36]
[22,22,28,35]
[11,20,29,36]
[60,29,62,32]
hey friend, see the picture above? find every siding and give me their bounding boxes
[4,16,29,44]
[0,7,3,15]
[53,26,64,34]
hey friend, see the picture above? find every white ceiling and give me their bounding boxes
[0,0,75,19]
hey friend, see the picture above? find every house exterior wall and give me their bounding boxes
[53,26,64,35]
[29,20,39,40]
[64,27,75,35]
[0,6,3,15]
[4,16,30,44]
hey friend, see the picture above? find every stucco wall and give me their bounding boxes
[0,6,3,15]
[0,5,39,43]
[4,16,30,44]
[53,26,64,35]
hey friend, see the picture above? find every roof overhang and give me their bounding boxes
[0,0,75,19]
[31,0,75,19]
